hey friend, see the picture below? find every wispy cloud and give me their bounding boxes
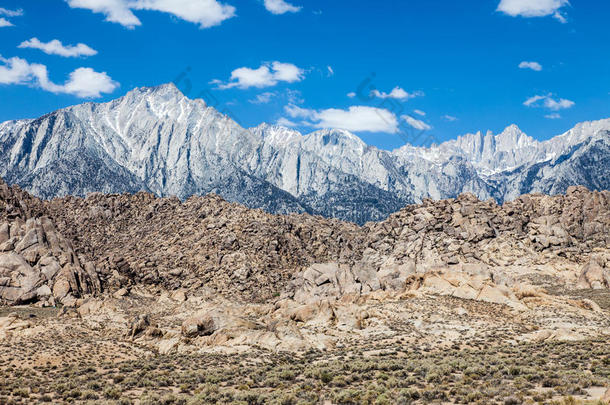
[0,7,22,27]
[213,61,305,90]
[263,0,301,15]
[0,55,118,98]
[249,91,275,104]
[545,113,562,119]
[66,0,236,29]
[497,0,569,23]
[276,117,299,127]
[19,38,98,58]
[413,109,426,116]
[524,93,574,111]
[442,115,458,122]
[283,104,399,133]
[519,61,542,71]
[0,7,23,17]
[402,115,432,131]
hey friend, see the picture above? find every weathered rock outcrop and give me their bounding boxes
[0,179,102,305]
[578,255,610,289]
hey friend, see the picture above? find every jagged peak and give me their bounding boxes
[119,82,196,105]
[304,128,368,148]
[495,124,537,149]
[251,123,303,144]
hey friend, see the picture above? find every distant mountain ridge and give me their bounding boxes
[1,83,609,224]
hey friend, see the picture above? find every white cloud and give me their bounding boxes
[413,109,426,116]
[442,115,458,122]
[0,55,118,98]
[249,91,275,104]
[519,61,542,71]
[286,89,304,104]
[66,0,236,29]
[264,0,301,15]
[61,67,119,97]
[545,113,561,119]
[284,104,399,133]
[19,38,98,58]
[524,93,574,111]
[0,56,33,85]
[402,115,432,131]
[276,117,298,127]
[131,0,236,28]
[347,92,356,98]
[544,97,574,110]
[0,8,23,17]
[497,0,569,23]
[327,66,334,77]
[214,61,304,90]
[67,0,141,27]
[371,86,423,100]
[0,7,22,27]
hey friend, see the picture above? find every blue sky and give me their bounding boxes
[0,0,609,150]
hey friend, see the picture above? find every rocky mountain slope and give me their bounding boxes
[1,83,608,224]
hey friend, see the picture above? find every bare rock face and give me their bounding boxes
[181,313,216,338]
[577,255,610,289]
[0,179,102,305]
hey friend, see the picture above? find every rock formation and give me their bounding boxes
[0,179,101,305]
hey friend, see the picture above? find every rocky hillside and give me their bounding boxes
[1,84,608,224]
[44,191,362,303]
[2,174,609,309]
[1,177,603,309]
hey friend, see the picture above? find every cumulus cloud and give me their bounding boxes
[213,61,305,90]
[131,0,236,28]
[371,86,423,101]
[263,0,301,15]
[0,17,13,27]
[497,0,569,23]
[283,104,399,133]
[19,38,98,58]
[519,61,542,71]
[524,94,574,111]
[0,55,118,98]
[402,115,432,131]
[66,0,141,27]
[66,0,236,29]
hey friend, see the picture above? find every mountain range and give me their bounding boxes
[1,83,608,224]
